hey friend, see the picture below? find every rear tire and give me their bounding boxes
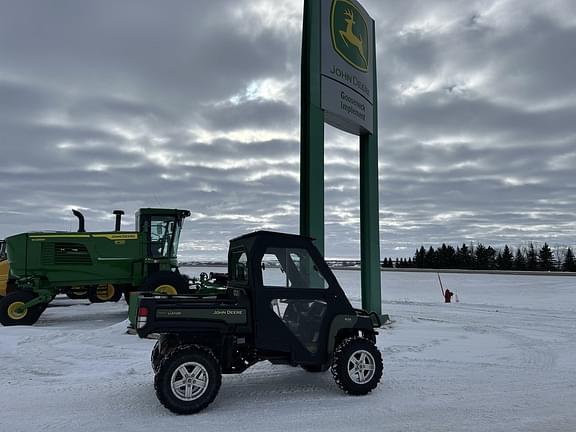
[88,284,122,303]
[141,272,188,295]
[66,287,88,300]
[154,345,221,414]
[331,337,383,395]
[0,291,45,326]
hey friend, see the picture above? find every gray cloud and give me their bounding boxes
[1,0,575,261]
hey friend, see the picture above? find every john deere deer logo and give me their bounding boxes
[331,0,369,72]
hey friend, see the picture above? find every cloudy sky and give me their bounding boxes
[1,0,575,260]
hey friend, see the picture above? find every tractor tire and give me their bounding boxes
[331,336,383,395]
[141,272,188,295]
[88,284,122,303]
[0,291,45,326]
[66,287,88,300]
[154,345,222,415]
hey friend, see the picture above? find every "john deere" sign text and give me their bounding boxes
[321,0,374,135]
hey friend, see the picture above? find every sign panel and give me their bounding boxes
[321,0,375,135]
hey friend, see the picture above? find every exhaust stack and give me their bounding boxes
[113,210,125,231]
[72,210,86,233]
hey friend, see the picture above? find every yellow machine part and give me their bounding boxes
[0,259,9,297]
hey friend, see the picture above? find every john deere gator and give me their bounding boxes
[0,208,191,326]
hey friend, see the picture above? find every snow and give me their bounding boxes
[1,270,575,432]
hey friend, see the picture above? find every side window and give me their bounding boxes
[262,253,289,287]
[270,299,327,353]
[229,249,248,283]
[149,217,176,258]
[261,247,328,289]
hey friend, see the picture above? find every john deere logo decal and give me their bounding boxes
[331,0,369,72]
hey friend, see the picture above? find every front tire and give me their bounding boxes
[154,345,222,414]
[0,291,45,326]
[141,271,188,295]
[331,336,383,395]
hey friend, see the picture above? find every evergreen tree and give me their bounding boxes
[497,245,513,270]
[475,243,488,269]
[456,243,473,269]
[414,247,426,268]
[513,248,526,271]
[496,251,504,269]
[436,244,448,268]
[538,243,555,271]
[526,243,538,271]
[563,248,575,272]
[424,246,437,268]
[486,246,497,269]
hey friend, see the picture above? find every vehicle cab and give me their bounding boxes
[136,208,191,274]
[228,231,376,368]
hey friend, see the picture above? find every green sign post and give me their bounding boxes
[300,0,382,317]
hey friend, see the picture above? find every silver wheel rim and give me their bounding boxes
[347,349,376,384]
[170,361,210,401]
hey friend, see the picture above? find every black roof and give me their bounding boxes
[229,230,314,243]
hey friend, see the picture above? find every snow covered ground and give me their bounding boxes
[1,270,575,432]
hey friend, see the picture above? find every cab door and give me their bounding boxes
[253,242,337,364]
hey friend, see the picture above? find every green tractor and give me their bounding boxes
[0,208,192,326]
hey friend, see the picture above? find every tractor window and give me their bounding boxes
[149,216,178,258]
[261,248,328,289]
[229,248,248,283]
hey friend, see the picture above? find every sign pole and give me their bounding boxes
[300,0,325,255]
[360,19,382,316]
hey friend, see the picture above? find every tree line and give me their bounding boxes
[382,243,576,272]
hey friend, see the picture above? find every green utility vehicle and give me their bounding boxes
[0,208,191,326]
[135,231,383,414]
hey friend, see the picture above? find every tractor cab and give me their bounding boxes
[136,208,191,262]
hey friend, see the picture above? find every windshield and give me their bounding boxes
[148,216,181,258]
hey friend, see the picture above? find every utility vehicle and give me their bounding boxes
[0,208,191,326]
[135,231,383,414]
